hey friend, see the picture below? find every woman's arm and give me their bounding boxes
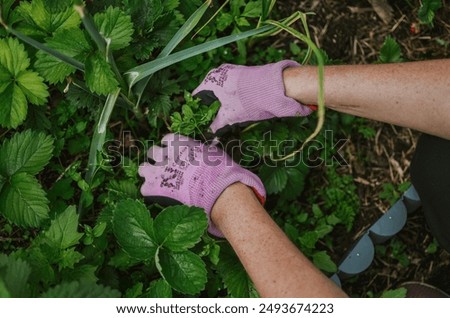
[211,182,348,298]
[283,59,450,139]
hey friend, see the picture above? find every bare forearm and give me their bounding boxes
[283,59,450,139]
[211,183,347,298]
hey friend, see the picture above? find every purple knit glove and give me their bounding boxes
[193,60,313,134]
[138,134,266,237]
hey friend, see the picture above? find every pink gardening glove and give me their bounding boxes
[138,134,266,237]
[193,60,313,134]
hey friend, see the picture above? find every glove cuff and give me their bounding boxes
[190,163,266,238]
[238,60,312,119]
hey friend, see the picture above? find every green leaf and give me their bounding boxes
[0,0,20,31]
[125,0,163,32]
[312,251,337,273]
[154,206,207,251]
[281,165,307,200]
[299,231,319,249]
[381,287,407,298]
[35,28,91,84]
[85,51,119,95]
[156,249,207,295]
[0,130,54,176]
[0,254,32,297]
[58,248,84,269]
[60,265,98,285]
[92,222,107,237]
[259,165,288,194]
[217,243,257,297]
[17,0,80,35]
[217,13,234,31]
[16,71,49,105]
[242,1,262,18]
[0,37,30,76]
[41,281,121,297]
[44,206,83,249]
[146,279,173,298]
[379,36,402,63]
[43,0,74,13]
[0,173,49,227]
[0,278,11,298]
[94,6,134,51]
[107,179,138,200]
[0,38,49,128]
[0,82,28,128]
[418,0,442,25]
[124,282,143,298]
[112,199,157,261]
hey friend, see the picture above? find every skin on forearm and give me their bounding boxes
[283,59,450,140]
[211,182,347,298]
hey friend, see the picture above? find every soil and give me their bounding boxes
[278,0,450,297]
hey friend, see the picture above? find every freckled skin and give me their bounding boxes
[283,60,450,140]
[211,183,347,298]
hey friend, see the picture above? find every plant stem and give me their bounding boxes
[78,88,121,217]
[265,19,325,162]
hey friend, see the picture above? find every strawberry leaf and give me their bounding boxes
[35,28,91,84]
[0,173,49,227]
[85,51,119,95]
[94,6,134,51]
[112,199,157,261]
[16,0,80,36]
[0,130,54,177]
[156,249,207,295]
[0,38,48,128]
[154,206,207,252]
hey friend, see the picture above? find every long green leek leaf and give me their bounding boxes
[266,20,325,161]
[126,25,274,88]
[133,0,212,106]
[3,25,85,71]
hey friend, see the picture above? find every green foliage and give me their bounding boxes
[34,28,91,84]
[41,281,121,297]
[379,36,402,63]
[0,37,48,128]
[112,200,208,295]
[0,253,32,297]
[217,243,258,297]
[418,0,442,26]
[380,287,407,298]
[0,130,54,227]
[93,6,134,51]
[112,199,157,261]
[171,91,220,136]
[16,0,80,36]
[379,181,410,205]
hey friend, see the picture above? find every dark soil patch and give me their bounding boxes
[278,0,450,297]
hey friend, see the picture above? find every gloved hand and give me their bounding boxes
[138,134,266,237]
[193,60,313,134]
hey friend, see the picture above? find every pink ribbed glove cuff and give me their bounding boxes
[193,60,312,134]
[138,134,266,237]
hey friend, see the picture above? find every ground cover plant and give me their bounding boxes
[0,0,449,297]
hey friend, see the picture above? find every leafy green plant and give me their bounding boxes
[418,0,442,26]
[0,37,48,128]
[379,181,411,205]
[379,36,403,63]
[112,200,208,295]
[170,91,220,136]
[0,130,53,227]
